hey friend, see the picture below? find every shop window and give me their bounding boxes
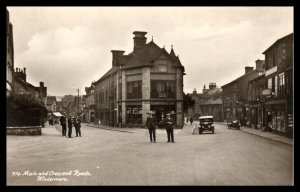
[126,105,142,124]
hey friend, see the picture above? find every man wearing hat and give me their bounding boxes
[60,113,67,137]
[165,113,175,143]
[146,111,157,143]
[67,115,74,138]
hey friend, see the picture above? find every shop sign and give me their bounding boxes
[262,89,272,96]
[265,66,277,76]
[158,93,167,98]
[151,101,175,105]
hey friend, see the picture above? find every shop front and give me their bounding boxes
[150,101,176,124]
[266,99,287,135]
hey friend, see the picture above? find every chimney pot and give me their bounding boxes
[133,31,147,52]
[245,66,254,74]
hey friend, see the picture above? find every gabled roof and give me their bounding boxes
[121,41,162,69]
[45,96,57,105]
[263,33,293,54]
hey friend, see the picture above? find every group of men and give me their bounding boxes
[59,115,82,138]
[146,112,175,143]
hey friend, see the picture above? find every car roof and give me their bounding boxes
[199,116,213,119]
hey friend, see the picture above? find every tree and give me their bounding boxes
[7,94,48,126]
[183,93,195,113]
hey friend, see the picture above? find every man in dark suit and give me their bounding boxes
[60,114,67,137]
[74,116,82,137]
[165,113,175,143]
[146,112,157,143]
[67,116,74,138]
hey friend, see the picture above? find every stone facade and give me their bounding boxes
[94,31,185,128]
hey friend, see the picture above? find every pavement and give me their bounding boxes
[82,121,293,146]
[216,122,293,146]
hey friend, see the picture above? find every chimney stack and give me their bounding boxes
[40,82,44,87]
[193,88,197,94]
[111,50,125,67]
[255,59,265,70]
[133,31,147,52]
[209,82,216,90]
[245,66,254,74]
[23,67,26,75]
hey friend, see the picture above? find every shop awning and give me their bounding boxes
[53,112,63,117]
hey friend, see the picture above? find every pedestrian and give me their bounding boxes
[74,116,82,137]
[190,117,193,125]
[165,113,175,143]
[146,112,157,143]
[67,115,73,138]
[60,114,67,137]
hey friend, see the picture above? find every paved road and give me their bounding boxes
[7,122,293,185]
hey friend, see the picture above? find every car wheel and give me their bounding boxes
[199,129,202,134]
[212,129,214,134]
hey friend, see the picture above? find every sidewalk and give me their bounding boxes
[83,123,182,135]
[216,122,293,146]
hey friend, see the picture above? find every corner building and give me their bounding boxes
[94,31,185,128]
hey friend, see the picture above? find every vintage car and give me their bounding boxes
[227,120,241,130]
[198,116,214,134]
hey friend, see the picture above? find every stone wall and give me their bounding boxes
[7,126,42,135]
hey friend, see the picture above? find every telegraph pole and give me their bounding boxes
[77,88,80,113]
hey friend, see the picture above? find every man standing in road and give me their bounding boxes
[67,115,73,138]
[146,112,157,143]
[60,114,67,137]
[74,116,82,137]
[165,113,175,143]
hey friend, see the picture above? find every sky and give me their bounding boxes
[7,7,293,96]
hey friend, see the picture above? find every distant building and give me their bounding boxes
[6,9,14,96]
[189,83,223,121]
[221,62,264,122]
[44,96,57,112]
[84,82,95,123]
[94,31,185,128]
[262,33,293,137]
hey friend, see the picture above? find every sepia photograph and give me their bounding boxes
[6,6,293,186]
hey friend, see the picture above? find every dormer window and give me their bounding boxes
[156,59,168,72]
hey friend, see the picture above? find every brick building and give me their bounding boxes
[94,31,185,128]
[262,33,293,137]
[222,62,264,122]
[6,9,14,96]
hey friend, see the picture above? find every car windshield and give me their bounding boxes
[200,118,213,123]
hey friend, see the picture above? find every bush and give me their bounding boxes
[7,94,48,126]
